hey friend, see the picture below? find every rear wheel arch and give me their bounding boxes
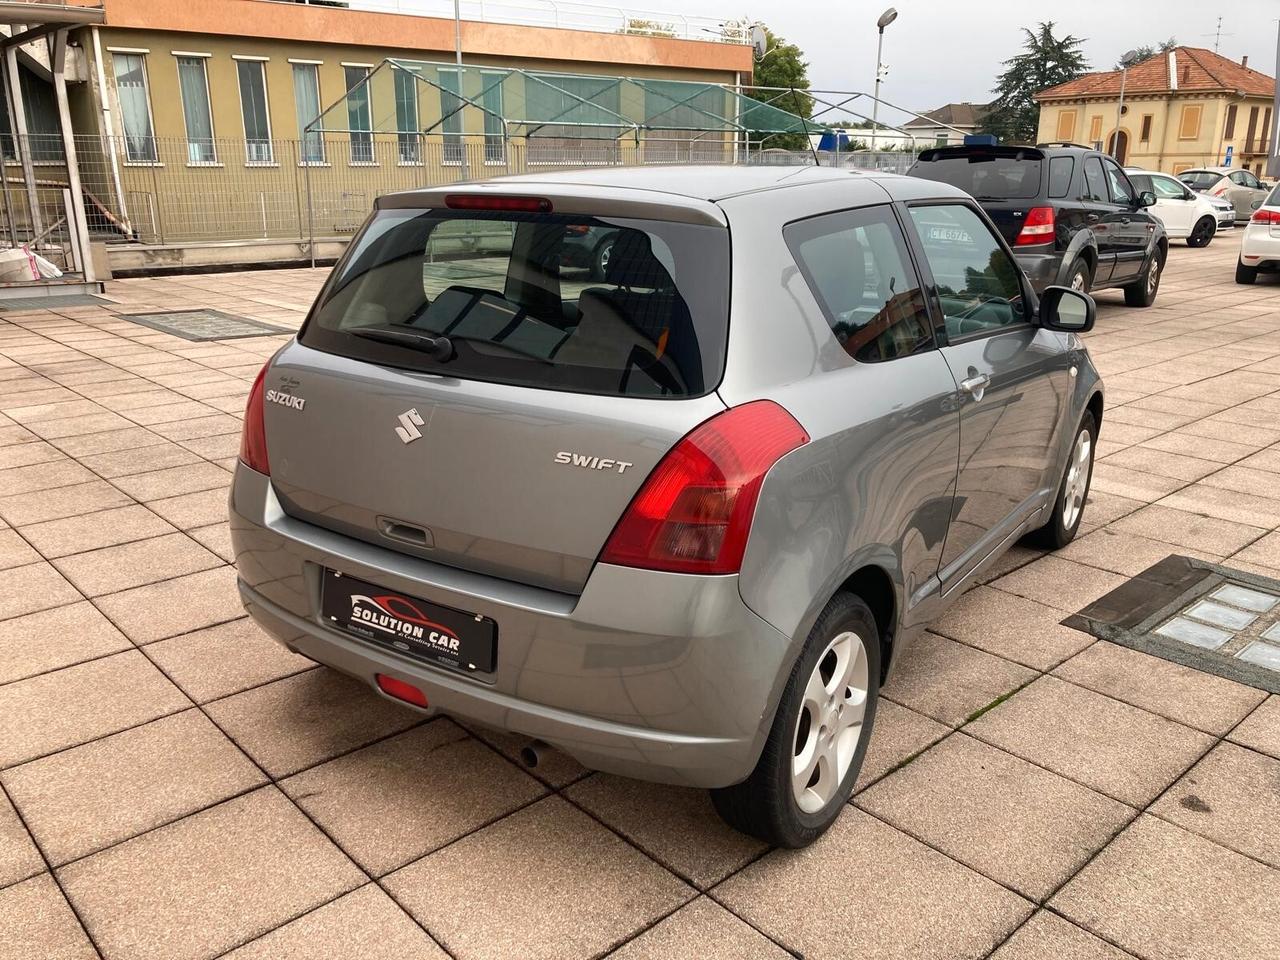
[836,564,897,682]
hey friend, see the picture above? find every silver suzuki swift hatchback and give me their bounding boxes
[231,165,1103,847]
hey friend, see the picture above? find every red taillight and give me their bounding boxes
[1251,208,1280,223]
[1015,206,1056,246]
[599,400,809,575]
[376,674,429,708]
[239,363,270,475]
[563,224,591,235]
[445,193,552,213]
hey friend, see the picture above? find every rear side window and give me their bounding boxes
[786,205,934,363]
[910,151,1042,200]
[1083,157,1108,201]
[1048,156,1075,198]
[300,208,729,398]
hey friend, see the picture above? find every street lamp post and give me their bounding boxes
[454,0,469,180]
[870,7,897,153]
[1109,49,1139,160]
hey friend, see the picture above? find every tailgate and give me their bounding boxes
[265,344,725,595]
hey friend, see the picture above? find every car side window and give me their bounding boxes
[1083,157,1108,202]
[1151,176,1187,200]
[1243,172,1262,189]
[1048,156,1075,199]
[1230,171,1249,186]
[785,206,934,363]
[1103,160,1134,204]
[1128,173,1152,194]
[907,204,1026,340]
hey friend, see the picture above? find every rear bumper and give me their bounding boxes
[1012,250,1062,293]
[1241,225,1280,268]
[229,465,792,788]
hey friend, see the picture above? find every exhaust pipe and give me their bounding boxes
[519,739,550,769]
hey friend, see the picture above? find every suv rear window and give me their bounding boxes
[300,208,729,398]
[910,150,1042,200]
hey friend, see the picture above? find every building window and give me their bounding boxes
[1263,108,1273,152]
[1178,104,1201,140]
[0,64,63,162]
[481,72,504,163]
[291,63,324,163]
[236,59,273,164]
[176,56,216,164]
[1224,103,1237,139]
[438,68,463,165]
[1055,110,1076,142]
[1088,115,1102,143]
[344,65,373,164]
[111,52,157,163]
[394,68,419,164]
[1139,114,1152,142]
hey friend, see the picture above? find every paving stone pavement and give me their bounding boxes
[2,237,1280,959]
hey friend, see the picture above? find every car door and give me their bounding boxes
[904,201,1072,590]
[1101,158,1156,281]
[1240,170,1270,215]
[1080,155,1117,284]
[1227,171,1265,220]
[1145,173,1197,237]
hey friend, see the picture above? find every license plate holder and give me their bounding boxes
[320,569,497,675]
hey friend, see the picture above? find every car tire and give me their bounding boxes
[1027,410,1097,550]
[1236,259,1259,284]
[1066,256,1092,293]
[1123,248,1164,306]
[1186,216,1215,248]
[710,592,881,848]
[590,238,614,282]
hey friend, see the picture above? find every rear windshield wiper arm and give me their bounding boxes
[351,327,455,362]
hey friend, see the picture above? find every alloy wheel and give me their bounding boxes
[1147,256,1161,296]
[792,630,869,814]
[1061,427,1092,530]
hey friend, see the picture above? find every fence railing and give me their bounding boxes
[0,133,921,256]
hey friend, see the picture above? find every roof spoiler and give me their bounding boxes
[916,144,1046,162]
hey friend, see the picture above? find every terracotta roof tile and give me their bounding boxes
[1036,47,1274,100]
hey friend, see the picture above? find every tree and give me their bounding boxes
[1115,39,1176,70]
[618,18,677,38]
[982,22,1090,144]
[744,27,815,150]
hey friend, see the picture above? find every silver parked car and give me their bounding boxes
[1178,166,1271,222]
[231,166,1104,847]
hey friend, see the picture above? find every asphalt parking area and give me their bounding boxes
[2,233,1280,960]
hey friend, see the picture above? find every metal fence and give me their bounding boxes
[0,133,921,254]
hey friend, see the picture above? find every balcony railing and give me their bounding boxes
[264,0,753,44]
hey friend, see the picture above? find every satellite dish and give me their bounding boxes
[750,24,768,61]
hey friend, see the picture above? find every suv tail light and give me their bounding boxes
[599,400,809,575]
[1015,206,1056,245]
[239,363,270,475]
[1251,208,1280,224]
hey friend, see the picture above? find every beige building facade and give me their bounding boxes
[1035,47,1274,176]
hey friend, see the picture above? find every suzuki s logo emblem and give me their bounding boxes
[396,408,424,444]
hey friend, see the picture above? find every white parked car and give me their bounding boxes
[1235,184,1280,284]
[1126,168,1233,247]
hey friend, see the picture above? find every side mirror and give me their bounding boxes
[1039,285,1096,333]
[1137,191,1157,208]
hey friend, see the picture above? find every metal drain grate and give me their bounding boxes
[119,309,291,342]
[0,294,111,311]
[1065,555,1280,693]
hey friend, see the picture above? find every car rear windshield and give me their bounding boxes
[910,150,1043,200]
[299,207,729,399]
[1180,171,1222,190]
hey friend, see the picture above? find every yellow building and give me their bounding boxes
[1035,47,1274,176]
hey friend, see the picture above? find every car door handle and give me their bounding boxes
[1086,213,1100,224]
[1120,216,1131,225]
[960,374,990,400]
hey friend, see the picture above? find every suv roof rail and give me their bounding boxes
[1035,142,1095,150]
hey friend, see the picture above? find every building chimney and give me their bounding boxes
[1241,55,1249,68]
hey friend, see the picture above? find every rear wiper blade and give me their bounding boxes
[351,327,454,362]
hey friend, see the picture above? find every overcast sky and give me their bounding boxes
[665,1,1280,126]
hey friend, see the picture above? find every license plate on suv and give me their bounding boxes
[320,569,497,674]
